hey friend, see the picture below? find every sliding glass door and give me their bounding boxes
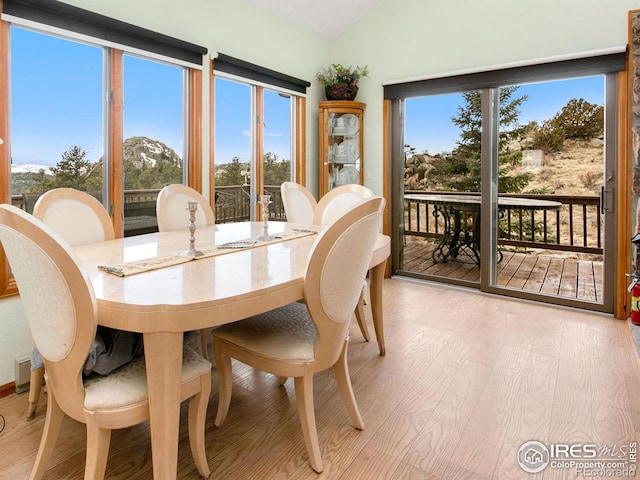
[484,76,615,312]
[390,56,622,312]
[403,91,481,287]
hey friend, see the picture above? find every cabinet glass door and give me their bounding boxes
[326,111,361,192]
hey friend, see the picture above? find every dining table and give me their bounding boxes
[72,220,390,479]
[404,193,562,265]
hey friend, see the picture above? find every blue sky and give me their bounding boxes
[11,25,603,168]
[405,76,605,155]
[11,27,184,167]
[214,77,293,165]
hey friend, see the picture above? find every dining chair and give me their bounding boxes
[213,196,384,473]
[26,188,116,419]
[312,183,374,226]
[32,187,115,246]
[280,181,317,224]
[313,183,376,341]
[156,184,215,359]
[0,204,212,480]
[156,183,215,232]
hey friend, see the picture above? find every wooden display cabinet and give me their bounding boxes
[318,100,366,196]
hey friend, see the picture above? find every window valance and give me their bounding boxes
[214,53,310,94]
[3,0,207,66]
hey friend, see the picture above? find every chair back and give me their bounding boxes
[304,196,384,371]
[156,184,215,232]
[281,182,317,224]
[33,188,115,246]
[313,184,374,226]
[0,204,96,421]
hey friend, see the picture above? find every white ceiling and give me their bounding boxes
[248,0,378,40]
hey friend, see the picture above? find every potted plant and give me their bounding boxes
[316,64,369,101]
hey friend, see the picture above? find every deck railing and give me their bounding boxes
[214,185,286,223]
[12,188,602,255]
[11,185,286,234]
[404,190,603,255]
[12,188,600,254]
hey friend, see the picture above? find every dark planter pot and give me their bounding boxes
[325,83,358,101]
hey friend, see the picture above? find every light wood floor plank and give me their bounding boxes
[0,278,638,479]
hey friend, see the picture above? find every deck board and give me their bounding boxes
[540,256,565,296]
[559,258,578,298]
[402,237,603,303]
[506,253,538,289]
[523,255,551,293]
[577,260,596,301]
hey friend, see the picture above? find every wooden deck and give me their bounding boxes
[401,236,604,302]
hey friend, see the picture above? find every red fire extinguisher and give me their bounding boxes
[630,277,640,325]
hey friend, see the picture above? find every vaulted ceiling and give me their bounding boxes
[248,0,378,39]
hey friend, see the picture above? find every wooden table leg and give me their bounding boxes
[370,259,387,356]
[143,331,183,480]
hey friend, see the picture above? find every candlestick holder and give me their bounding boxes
[257,194,274,241]
[183,201,204,257]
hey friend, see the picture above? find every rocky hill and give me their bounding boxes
[123,136,182,169]
[525,138,603,196]
[405,137,603,196]
[11,136,182,193]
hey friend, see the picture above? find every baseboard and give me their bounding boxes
[0,382,15,399]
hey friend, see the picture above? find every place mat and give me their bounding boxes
[98,228,317,277]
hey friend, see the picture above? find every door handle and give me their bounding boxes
[600,186,614,214]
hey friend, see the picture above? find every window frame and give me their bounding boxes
[384,53,629,315]
[0,8,203,298]
[210,65,307,218]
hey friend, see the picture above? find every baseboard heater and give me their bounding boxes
[14,354,31,394]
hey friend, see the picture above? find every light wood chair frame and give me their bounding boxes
[313,183,376,342]
[156,183,215,232]
[213,197,384,473]
[27,188,116,419]
[312,183,374,225]
[0,204,211,480]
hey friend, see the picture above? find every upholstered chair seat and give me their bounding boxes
[83,348,210,411]
[212,302,316,362]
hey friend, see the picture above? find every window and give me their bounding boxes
[212,54,308,223]
[10,27,104,203]
[0,1,206,297]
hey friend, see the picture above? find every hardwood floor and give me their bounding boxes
[0,278,638,479]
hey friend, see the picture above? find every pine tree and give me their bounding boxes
[216,156,249,186]
[50,146,101,191]
[429,87,533,193]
